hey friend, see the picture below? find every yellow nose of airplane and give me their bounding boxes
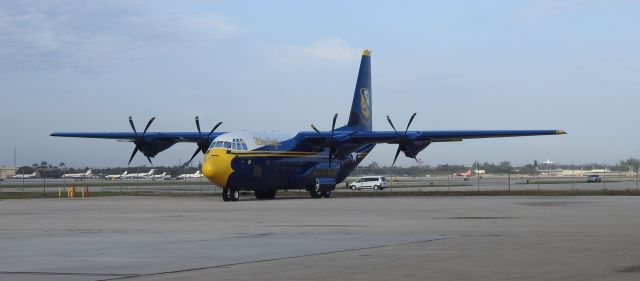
[202,148,235,188]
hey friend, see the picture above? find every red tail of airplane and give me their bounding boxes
[452,169,472,177]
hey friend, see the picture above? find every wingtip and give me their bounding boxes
[556,129,567,135]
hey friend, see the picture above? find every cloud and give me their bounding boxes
[298,38,360,61]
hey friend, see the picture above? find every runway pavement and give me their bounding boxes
[1,196,640,280]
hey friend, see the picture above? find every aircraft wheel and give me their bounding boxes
[309,181,322,198]
[222,188,230,202]
[321,190,331,198]
[230,188,240,201]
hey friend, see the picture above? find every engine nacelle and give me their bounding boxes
[136,141,176,157]
[401,141,431,158]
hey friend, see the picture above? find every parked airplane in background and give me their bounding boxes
[105,171,128,180]
[151,172,168,180]
[122,169,155,179]
[452,169,472,177]
[177,170,202,180]
[62,169,92,179]
[52,50,566,202]
[12,172,37,179]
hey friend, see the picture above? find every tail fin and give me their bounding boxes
[345,49,372,131]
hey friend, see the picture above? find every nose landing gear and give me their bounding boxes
[222,188,240,202]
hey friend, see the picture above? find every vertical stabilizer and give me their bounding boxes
[345,49,372,131]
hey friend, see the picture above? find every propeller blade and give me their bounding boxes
[392,146,402,167]
[189,147,202,163]
[404,113,417,135]
[311,124,320,134]
[207,122,223,138]
[142,117,156,136]
[386,115,399,135]
[195,116,202,136]
[331,113,338,137]
[128,146,139,165]
[129,116,137,135]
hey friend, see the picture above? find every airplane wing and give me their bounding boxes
[50,132,223,142]
[302,129,565,144]
[50,131,226,163]
[349,129,564,143]
[300,129,566,164]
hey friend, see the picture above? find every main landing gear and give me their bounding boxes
[309,179,332,199]
[222,188,240,202]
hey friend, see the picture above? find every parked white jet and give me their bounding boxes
[177,170,202,179]
[62,169,93,179]
[122,169,155,179]
[12,172,38,179]
[151,172,168,180]
[105,171,128,180]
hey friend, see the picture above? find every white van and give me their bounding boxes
[349,176,388,190]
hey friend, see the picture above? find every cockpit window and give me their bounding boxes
[208,138,250,151]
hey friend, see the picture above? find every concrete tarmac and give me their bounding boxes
[1,196,640,280]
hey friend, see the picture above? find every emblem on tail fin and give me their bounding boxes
[359,88,371,120]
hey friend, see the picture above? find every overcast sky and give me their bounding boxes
[1,1,639,168]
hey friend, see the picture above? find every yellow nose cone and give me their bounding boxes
[202,148,235,188]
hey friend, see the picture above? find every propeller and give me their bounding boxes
[386,113,418,166]
[188,116,223,163]
[311,113,340,166]
[128,116,156,165]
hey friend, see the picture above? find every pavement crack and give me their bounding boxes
[96,235,458,280]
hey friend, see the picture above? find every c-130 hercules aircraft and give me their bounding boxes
[52,50,566,201]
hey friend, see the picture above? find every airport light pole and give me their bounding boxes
[507,168,511,192]
[42,167,46,197]
[603,163,606,191]
[475,161,480,192]
[636,164,638,193]
[447,168,450,192]
[572,163,575,191]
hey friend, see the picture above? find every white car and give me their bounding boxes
[349,176,388,190]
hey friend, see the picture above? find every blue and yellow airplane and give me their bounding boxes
[52,50,566,201]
